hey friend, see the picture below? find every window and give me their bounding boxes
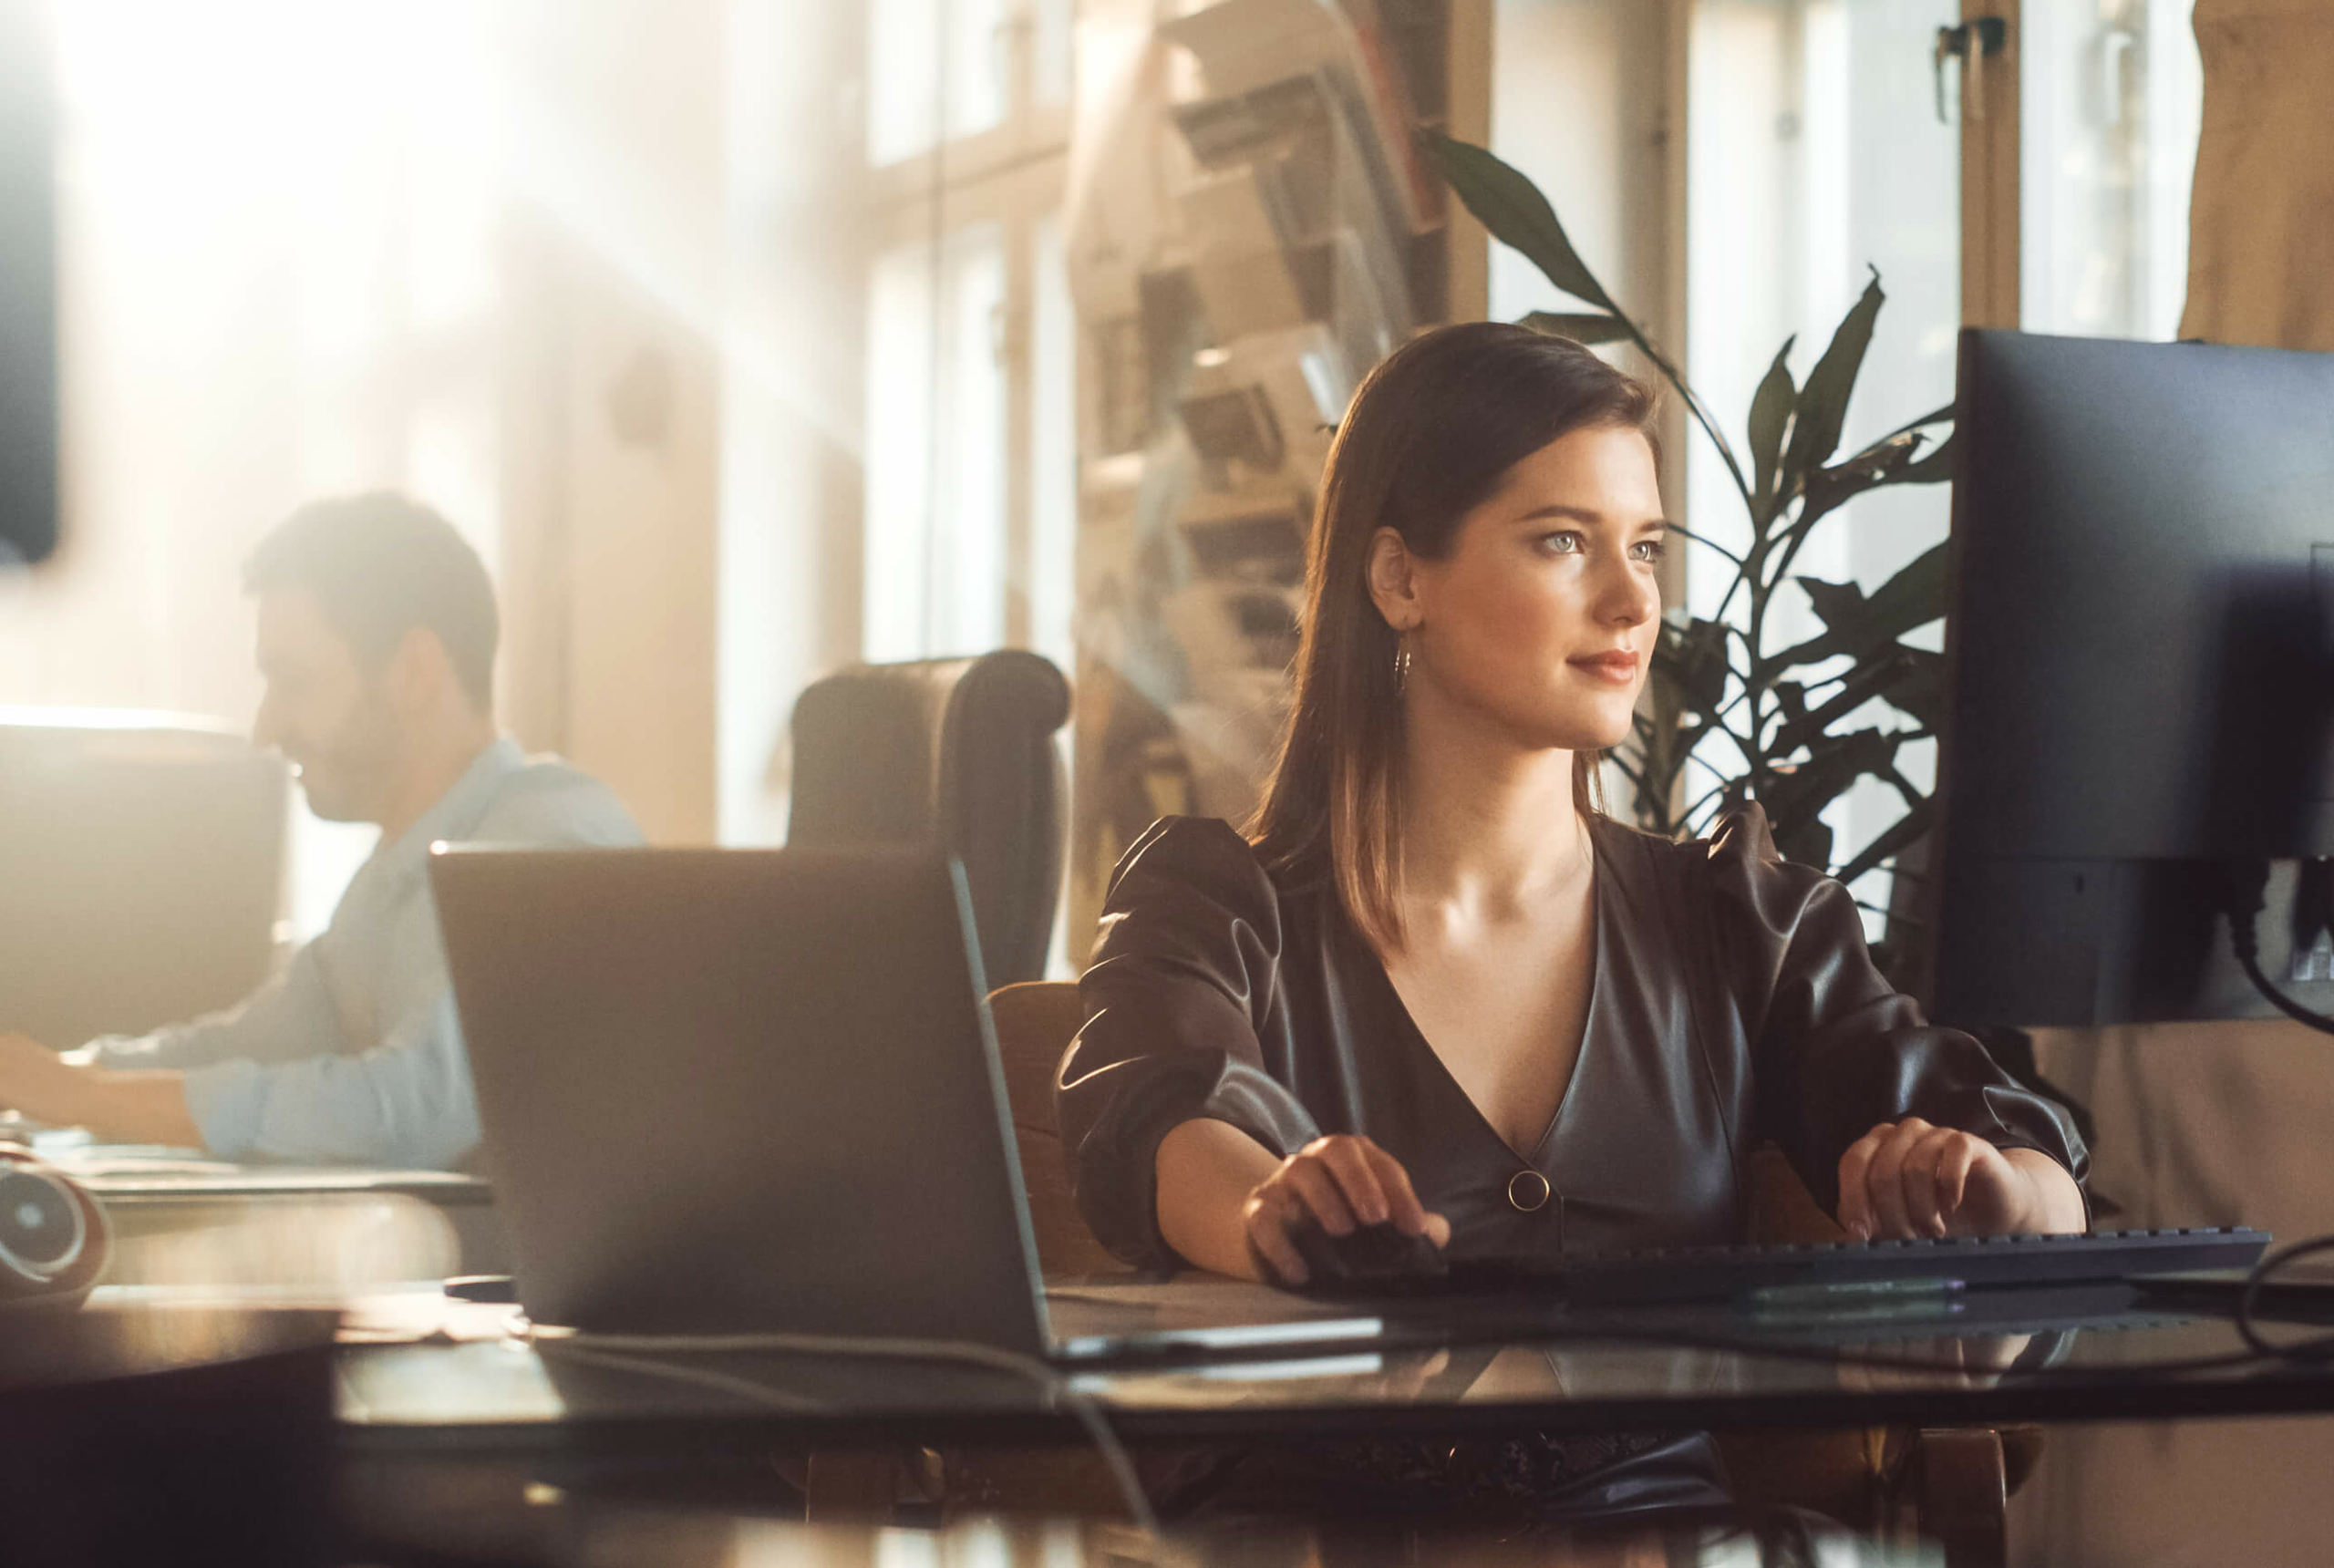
[2020,0,2202,340]
[20,0,504,937]
[863,222,1011,662]
[858,0,1076,671]
[856,0,1079,970]
[1489,0,2208,927]
[1683,1,1963,916]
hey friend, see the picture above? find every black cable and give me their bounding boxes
[2289,858,2333,975]
[2234,1232,2334,1363]
[2231,949,2334,1034]
[2224,862,2334,1036]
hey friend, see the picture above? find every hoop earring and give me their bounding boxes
[1393,633,1413,696]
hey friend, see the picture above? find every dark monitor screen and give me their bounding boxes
[0,0,57,568]
[1931,329,2334,1029]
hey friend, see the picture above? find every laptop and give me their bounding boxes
[428,844,1381,1364]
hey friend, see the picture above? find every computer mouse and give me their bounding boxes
[1285,1218,1450,1291]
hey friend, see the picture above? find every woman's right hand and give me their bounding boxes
[1242,1134,1451,1285]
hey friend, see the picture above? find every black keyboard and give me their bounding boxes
[1317,1227,2273,1305]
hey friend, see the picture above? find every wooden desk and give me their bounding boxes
[37,1172,2334,1565]
[317,1274,2334,1567]
[0,1302,339,1565]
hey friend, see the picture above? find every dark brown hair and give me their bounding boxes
[1247,321,1658,952]
[244,491,501,710]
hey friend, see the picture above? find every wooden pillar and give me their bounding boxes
[1442,0,1492,325]
[1958,0,2022,329]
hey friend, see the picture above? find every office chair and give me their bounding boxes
[787,652,1071,987]
[0,715,286,1049]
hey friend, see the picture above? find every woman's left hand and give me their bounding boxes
[1835,1118,2074,1240]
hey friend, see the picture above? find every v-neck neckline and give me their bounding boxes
[1360,818,1610,1168]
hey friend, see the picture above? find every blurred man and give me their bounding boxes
[0,493,640,1167]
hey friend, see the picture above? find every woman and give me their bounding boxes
[1058,322,2087,1522]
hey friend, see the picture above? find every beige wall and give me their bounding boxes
[496,0,727,844]
[8,0,870,861]
[496,0,866,848]
[499,224,725,845]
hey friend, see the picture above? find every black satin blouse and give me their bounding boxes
[1059,808,2088,1270]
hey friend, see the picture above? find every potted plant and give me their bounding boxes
[1425,135,1954,915]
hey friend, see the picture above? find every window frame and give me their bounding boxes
[856,0,1073,665]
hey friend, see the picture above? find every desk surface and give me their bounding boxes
[48,1145,510,1285]
[42,1171,2334,1458]
[40,1141,491,1202]
[330,1274,2334,1452]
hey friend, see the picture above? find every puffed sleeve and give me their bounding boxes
[1705,807,2090,1220]
[1057,816,1325,1267]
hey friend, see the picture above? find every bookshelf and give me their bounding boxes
[1061,0,1490,947]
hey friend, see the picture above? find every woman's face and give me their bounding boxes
[1388,424,1666,752]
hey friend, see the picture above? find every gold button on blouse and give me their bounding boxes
[1507,1170,1553,1213]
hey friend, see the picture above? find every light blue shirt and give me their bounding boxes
[86,738,642,1168]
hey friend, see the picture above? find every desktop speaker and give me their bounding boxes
[0,1150,106,1306]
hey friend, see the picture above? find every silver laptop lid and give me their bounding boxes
[430,844,1050,1356]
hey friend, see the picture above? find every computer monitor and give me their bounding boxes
[0,0,58,567]
[1929,329,2334,1029]
[0,714,286,1048]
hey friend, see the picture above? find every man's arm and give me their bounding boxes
[173,990,480,1167]
[0,984,475,1167]
[0,920,344,1147]
[0,1034,203,1147]
[9,760,642,1161]
[79,940,344,1074]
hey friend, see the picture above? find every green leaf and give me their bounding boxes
[1797,576,1868,632]
[1422,133,1611,310]
[1771,542,1948,671]
[1520,311,1632,345]
[1770,645,1927,756]
[1895,430,1957,486]
[1748,337,1797,522]
[1785,428,1953,554]
[1757,729,1902,864]
[1782,268,1886,484]
[1665,521,1745,566]
[1653,617,1731,716]
[1628,637,1708,838]
[1858,542,1949,643]
[1882,646,1945,730]
[1834,800,1936,887]
[1827,429,1922,487]
[1869,402,1956,446]
[1794,429,1930,531]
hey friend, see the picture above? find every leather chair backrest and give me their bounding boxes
[0,717,285,1047]
[789,653,1069,987]
[985,980,1120,1276]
